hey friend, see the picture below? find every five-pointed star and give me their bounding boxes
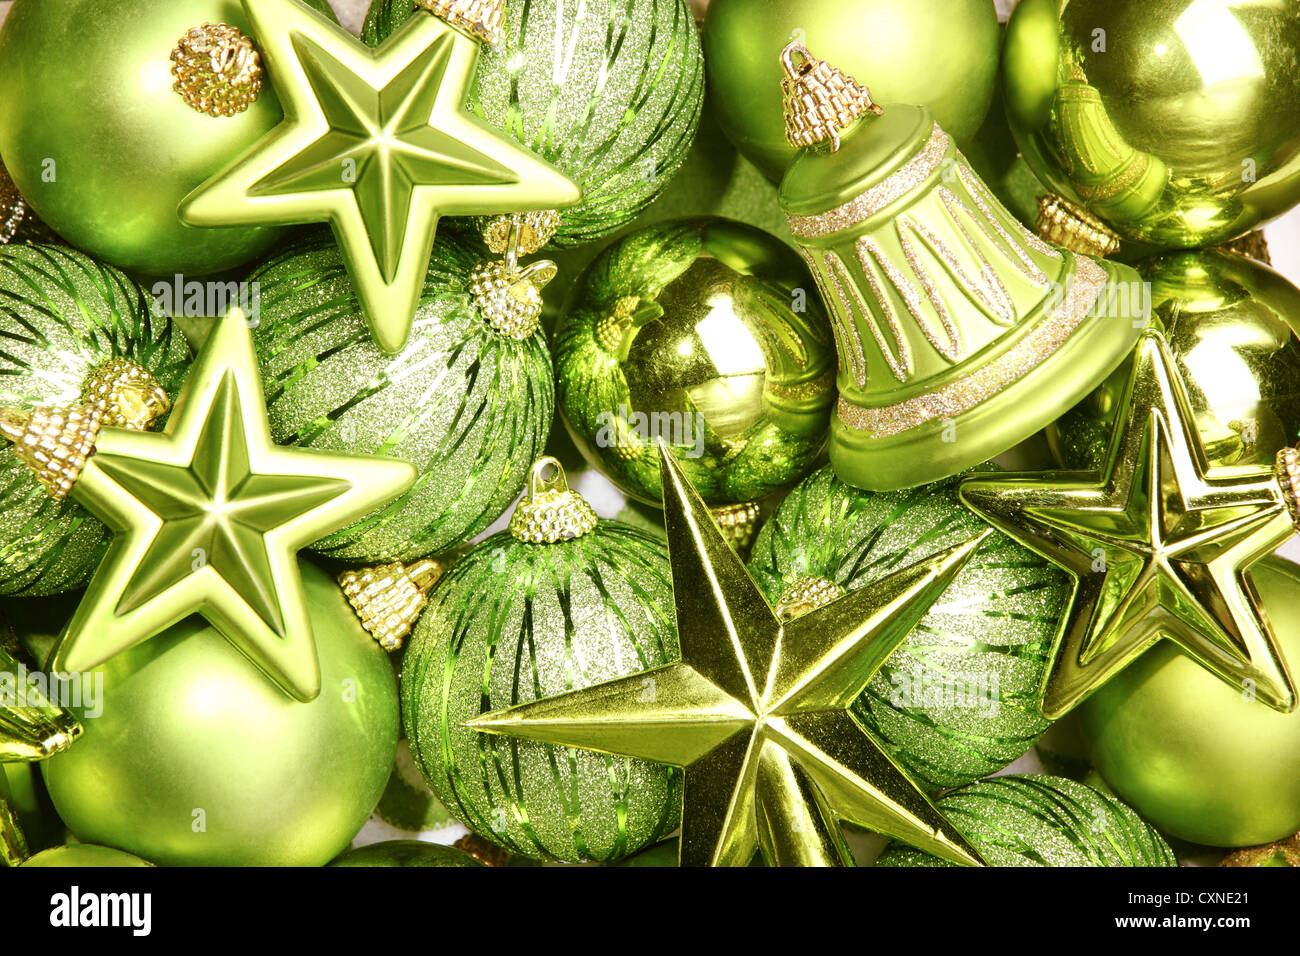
[51,313,416,701]
[468,445,988,867]
[960,331,1297,719]
[181,0,581,354]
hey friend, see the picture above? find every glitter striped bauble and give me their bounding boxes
[249,234,553,563]
[875,775,1177,867]
[748,465,1069,790]
[0,245,191,596]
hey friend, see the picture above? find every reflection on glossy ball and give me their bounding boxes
[554,218,836,507]
[21,845,152,867]
[1004,0,1300,248]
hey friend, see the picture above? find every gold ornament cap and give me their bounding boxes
[478,210,562,259]
[171,23,264,117]
[509,457,598,543]
[417,0,505,46]
[471,257,557,340]
[0,404,103,501]
[775,575,845,622]
[781,41,882,152]
[1035,194,1121,258]
[80,358,170,431]
[339,559,443,652]
[1275,446,1300,531]
[709,501,762,553]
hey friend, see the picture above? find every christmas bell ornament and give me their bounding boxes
[1004,0,1300,250]
[340,559,442,652]
[0,642,81,764]
[778,42,1149,492]
[401,458,682,863]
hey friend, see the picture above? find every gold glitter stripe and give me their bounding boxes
[836,256,1109,438]
[787,124,950,239]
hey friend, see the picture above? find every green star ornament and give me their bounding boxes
[959,331,1298,719]
[180,0,581,354]
[6,314,415,702]
[468,444,988,867]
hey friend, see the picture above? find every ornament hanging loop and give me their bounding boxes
[781,41,882,152]
[509,457,598,543]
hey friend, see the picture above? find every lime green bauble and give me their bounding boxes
[1079,557,1300,848]
[876,775,1177,867]
[0,245,191,597]
[251,234,554,563]
[702,0,1000,181]
[748,466,1070,791]
[329,841,484,868]
[0,0,295,276]
[402,465,681,862]
[22,845,152,867]
[40,562,399,867]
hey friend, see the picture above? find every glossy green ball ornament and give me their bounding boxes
[22,845,152,868]
[251,234,554,563]
[0,0,290,276]
[41,561,400,867]
[876,775,1177,867]
[1079,557,1300,848]
[0,245,191,597]
[554,218,836,508]
[702,0,1000,181]
[748,466,1069,790]
[1053,249,1300,478]
[329,840,483,868]
[1004,0,1300,249]
[402,460,681,863]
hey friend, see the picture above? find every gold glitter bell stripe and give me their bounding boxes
[0,404,103,501]
[417,0,505,46]
[709,501,761,553]
[171,23,263,117]
[0,161,27,245]
[775,575,844,622]
[781,41,882,153]
[80,358,170,431]
[478,210,562,258]
[1035,194,1121,259]
[1220,833,1300,867]
[509,457,598,543]
[339,559,443,652]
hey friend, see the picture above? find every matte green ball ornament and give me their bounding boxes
[252,234,554,564]
[40,561,400,867]
[401,458,682,863]
[329,840,484,867]
[702,0,1000,182]
[748,466,1069,790]
[1079,557,1300,848]
[876,775,1177,867]
[554,217,836,508]
[0,245,191,597]
[21,845,153,868]
[0,0,291,276]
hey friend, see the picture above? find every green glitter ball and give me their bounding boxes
[748,466,1070,790]
[0,244,191,596]
[402,502,681,862]
[249,235,554,563]
[363,0,704,246]
[875,775,1178,867]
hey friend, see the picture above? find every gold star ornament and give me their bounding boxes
[468,445,988,867]
[180,0,581,354]
[0,314,415,701]
[960,331,1298,719]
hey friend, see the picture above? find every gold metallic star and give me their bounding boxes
[960,331,1297,718]
[468,445,987,867]
[181,0,580,354]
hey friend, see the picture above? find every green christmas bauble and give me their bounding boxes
[1053,249,1300,478]
[1079,557,1300,848]
[41,561,399,867]
[402,461,681,862]
[251,234,554,563]
[329,840,483,868]
[554,218,836,509]
[0,0,291,275]
[748,466,1070,790]
[22,844,152,867]
[363,0,704,247]
[702,0,1000,181]
[0,244,191,597]
[876,775,1177,867]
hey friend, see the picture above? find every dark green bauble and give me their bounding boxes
[876,775,1177,867]
[329,841,484,868]
[0,245,191,596]
[748,466,1070,790]
[250,234,554,563]
[41,562,399,867]
[22,844,152,867]
[0,0,292,276]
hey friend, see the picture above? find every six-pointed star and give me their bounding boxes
[50,313,416,701]
[960,331,1297,718]
[181,0,580,353]
[469,446,988,867]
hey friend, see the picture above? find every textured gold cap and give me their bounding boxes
[471,258,557,340]
[509,457,598,543]
[340,559,443,652]
[781,41,882,152]
[709,501,762,554]
[417,0,505,46]
[1276,447,1300,531]
[0,405,103,501]
[171,23,263,117]
[479,210,562,259]
[1035,194,1121,258]
[774,575,845,622]
[80,357,170,431]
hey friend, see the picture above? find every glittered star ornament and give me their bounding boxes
[43,313,416,701]
[960,331,1297,719]
[468,445,988,867]
[181,0,580,354]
